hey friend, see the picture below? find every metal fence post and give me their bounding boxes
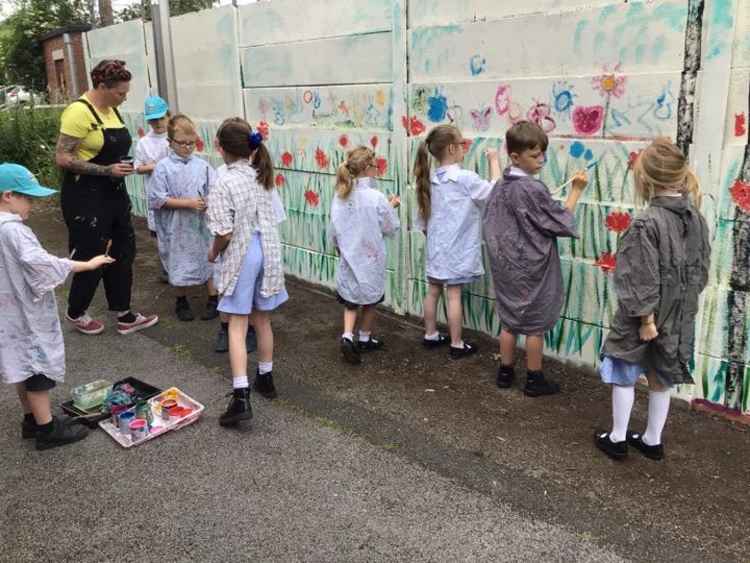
[151,0,179,110]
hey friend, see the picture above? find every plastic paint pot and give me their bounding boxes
[118,411,135,434]
[110,404,128,426]
[129,418,148,440]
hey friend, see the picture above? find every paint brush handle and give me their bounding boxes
[104,240,112,257]
[551,162,598,195]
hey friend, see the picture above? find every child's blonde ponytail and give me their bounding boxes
[336,163,354,199]
[337,146,376,199]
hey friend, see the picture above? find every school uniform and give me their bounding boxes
[208,160,287,315]
[0,212,73,386]
[414,164,493,285]
[134,130,169,232]
[483,167,578,335]
[149,151,215,287]
[328,177,400,307]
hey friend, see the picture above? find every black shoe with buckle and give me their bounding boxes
[358,337,384,352]
[523,371,560,397]
[175,297,194,322]
[496,365,515,388]
[423,333,448,349]
[627,431,664,461]
[341,338,361,365]
[35,417,89,451]
[594,430,628,460]
[219,388,253,427]
[253,370,278,400]
[449,341,477,360]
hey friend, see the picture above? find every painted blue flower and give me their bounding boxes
[427,92,448,123]
[569,141,585,158]
[584,149,594,161]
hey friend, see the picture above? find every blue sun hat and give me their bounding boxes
[144,95,169,121]
[0,163,56,197]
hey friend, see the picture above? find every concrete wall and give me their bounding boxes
[84,0,750,416]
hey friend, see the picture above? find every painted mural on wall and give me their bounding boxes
[85,0,750,415]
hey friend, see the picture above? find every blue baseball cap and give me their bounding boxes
[144,95,169,120]
[0,163,56,198]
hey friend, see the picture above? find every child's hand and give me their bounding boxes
[639,322,659,342]
[189,197,207,211]
[485,148,499,161]
[571,171,588,192]
[208,248,218,263]
[388,194,401,208]
[87,255,115,270]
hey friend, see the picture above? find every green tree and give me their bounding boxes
[117,0,217,22]
[0,0,89,89]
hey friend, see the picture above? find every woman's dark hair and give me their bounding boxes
[217,117,274,190]
[91,59,132,89]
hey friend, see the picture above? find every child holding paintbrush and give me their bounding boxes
[482,121,588,396]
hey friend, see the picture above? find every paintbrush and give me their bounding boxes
[551,161,598,195]
[104,239,112,257]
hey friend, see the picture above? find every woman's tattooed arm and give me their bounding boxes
[55,134,112,176]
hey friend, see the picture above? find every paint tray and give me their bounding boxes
[61,377,161,428]
[98,387,204,448]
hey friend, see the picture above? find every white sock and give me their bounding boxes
[116,310,130,318]
[342,332,354,341]
[450,340,465,349]
[643,389,671,446]
[232,375,249,389]
[258,361,273,375]
[358,331,371,342]
[424,332,439,341]
[610,385,635,443]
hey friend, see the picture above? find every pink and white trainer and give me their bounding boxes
[65,312,105,335]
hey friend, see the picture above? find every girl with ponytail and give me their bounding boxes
[329,146,401,365]
[413,125,500,360]
[207,118,288,428]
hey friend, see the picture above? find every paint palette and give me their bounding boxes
[98,387,204,449]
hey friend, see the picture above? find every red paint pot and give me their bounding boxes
[161,399,178,411]
[129,418,148,440]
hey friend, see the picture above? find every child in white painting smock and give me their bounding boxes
[0,164,114,450]
[149,113,218,322]
[328,146,400,365]
[414,124,500,359]
[208,118,288,427]
[134,96,170,276]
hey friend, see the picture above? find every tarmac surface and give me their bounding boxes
[1,203,748,562]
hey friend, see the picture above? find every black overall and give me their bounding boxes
[60,99,135,319]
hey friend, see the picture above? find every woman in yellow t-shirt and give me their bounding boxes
[55,59,159,336]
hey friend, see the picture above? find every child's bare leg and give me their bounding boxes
[446,285,464,347]
[360,305,376,334]
[207,278,218,297]
[423,282,442,336]
[251,310,273,363]
[525,335,544,372]
[26,390,53,425]
[343,307,358,339]
[228,314,249,377]
[15,383,31,414]
[174,286,187,298]
[499,329,516,367]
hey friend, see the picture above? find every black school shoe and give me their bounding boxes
[201,298,219,321]
[175,297,194,322]
[341,338,362,365]
[449,341,478,360]
[627,431,665,461]
[219,388,253,427]
[22,416,37,439]
[523,371,560,397]
[594,431,628,460]
[36,417,89,451]
[358,337,384,352]
[253,370,278,400]
[423,333,448,349]
[496,365,515,388]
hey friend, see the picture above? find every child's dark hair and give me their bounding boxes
[414,124,463,223]
[506,121,549,155]
[217,117,274,190]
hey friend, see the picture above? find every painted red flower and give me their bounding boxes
[401,115,410,135]
[596,252,617,273]
[195,138,205,152]
[409,116,426,136]
[137,127,145,138]
[572,105,605,136]
[257,121,270,140]
[730,178,750,213]
[275,173,285,187]
[304,190,320,207]
[736,113,747,137]
[376,157,387,176]
[370,136,379,148]
[281,151,293,167]
[605,211,632,233]
[462,139,473,151]
[339,134,349,148]
[314,148,329,169]
[627,150,641,169]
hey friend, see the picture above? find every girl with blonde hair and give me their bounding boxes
[595,137,710,461]
[328,146,400,364]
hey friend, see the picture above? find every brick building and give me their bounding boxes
[39,25,91,103]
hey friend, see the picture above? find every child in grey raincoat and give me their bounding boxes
[150,114,217,322]
[483,121,587,397]
[595,138,710,461]
[414,125,501,360]
[0,163,114,450]
[328,146,400,365]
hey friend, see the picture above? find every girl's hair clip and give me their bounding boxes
[248,131,263,149]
